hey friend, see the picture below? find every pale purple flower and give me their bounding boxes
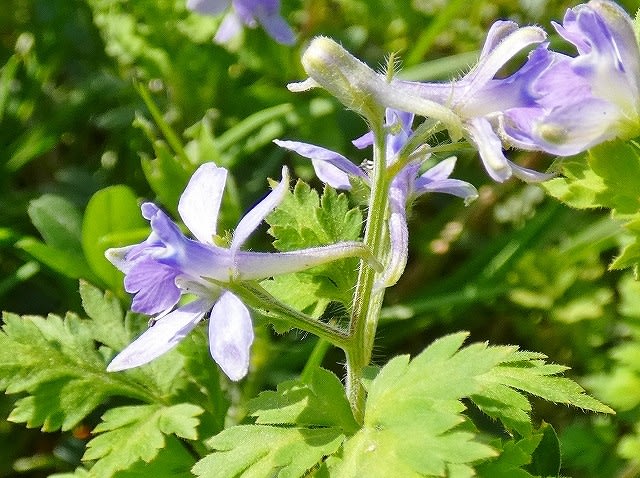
[501,0,640,155]
[391,21,557,182]
[187,0,295,45]
[275,109,478,287]
[106,163,367,380]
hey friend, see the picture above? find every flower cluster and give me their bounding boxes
[108,0,640,382]
[276,108,478,288]
[298,1,640,182]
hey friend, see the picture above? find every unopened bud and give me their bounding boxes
[301,37,385,121]
[300,37,463,139]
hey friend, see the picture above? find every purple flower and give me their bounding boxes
[107,163,367,380]
[186,0,295,45]
[501,0,640,155]
[275,109,478,287]
[392,21,557,182]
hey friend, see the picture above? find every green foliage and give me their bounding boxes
[81,185,149,291]
[544,140,640,271]
[84,404,203,476]
[17,194,97,281]
[0,282,225,475]
[264,181,363,313]
[193,426,345,478]
[194,334,611,478]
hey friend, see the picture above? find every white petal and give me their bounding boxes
[231,166,289,251]
[209,291,254,381]
[178,163,227,245]
[466,117,512,182]
[106,299,212,372]
[463,26,547,100]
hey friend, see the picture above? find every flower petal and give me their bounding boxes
[256,11,295,45]
[466,117,512,182]
[375,164,416,289]
[107,299,212,372]
[215,12,243,43]
[232,242,372,280]
[462,26,547,101]
[274,139,367,179]
[187,0,230,15]
[311,159,353,190]
[178,163,227,245]
[415,178,479,202]
[124,258,182,315]
[209,291,254,381]
[231,166,289,251]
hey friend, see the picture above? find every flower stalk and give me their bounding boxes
[345,119,390,422]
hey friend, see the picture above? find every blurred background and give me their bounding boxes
[2,0,640,476]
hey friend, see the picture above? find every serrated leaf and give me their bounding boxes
[84,404,203,476]
[331,333,503,477]
[543,156,607,209]
[111,437,196,478]
[526,422,560,477]
[476,428,544,478]
[79,280,130,351]
[248,367,359,433]
[192,425,344,478]
[587,141,640,215]
[265,181,362,309]
[0,312,114,431]
[480,361,614,413]
[0,296,187,432]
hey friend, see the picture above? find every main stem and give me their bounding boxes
[345,121,389,422]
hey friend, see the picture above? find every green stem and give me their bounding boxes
[345,121,390,422]
[300,339,332,382]
[134,80,190,165]
[224,281,351,349]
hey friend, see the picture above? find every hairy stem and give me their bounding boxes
[345,120,390,422]
[225,281,351,348]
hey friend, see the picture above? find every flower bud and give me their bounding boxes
[300,37,463,139]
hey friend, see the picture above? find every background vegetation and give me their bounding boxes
[2,0,640,476]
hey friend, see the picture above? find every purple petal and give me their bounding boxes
[107,299,212,372]
[416,178,479,201]
[418,157,456,182]
[209,291,254,381]
[232,242,369,280]
[274,139,367,180]
[375,164,416,289]
[231,166,288,251]
[311,159,353,190]
[509,162,555,183]
[503,98,620,156]
[256,11,295,45]
[414,158,478,200]
[352,131,373,149]
[124,259,182,315]
[462,26,547,100]
[178,163,227,245]
[215,12,243,43]
[479,21,520,60]
[187,0,230,15]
